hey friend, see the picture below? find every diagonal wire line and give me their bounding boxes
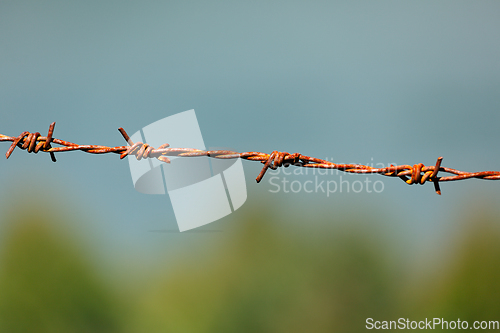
[2,122,500,195]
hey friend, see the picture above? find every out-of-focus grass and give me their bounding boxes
[0,193,499,332]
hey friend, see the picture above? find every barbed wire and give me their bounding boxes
[2,122,500,195]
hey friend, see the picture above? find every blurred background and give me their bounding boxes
[1,1,500,331]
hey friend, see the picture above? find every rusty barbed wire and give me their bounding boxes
[2,122,500,195]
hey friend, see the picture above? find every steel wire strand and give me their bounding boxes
[2,122,500,195]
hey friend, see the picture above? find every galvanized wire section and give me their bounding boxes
[2,122,500,195]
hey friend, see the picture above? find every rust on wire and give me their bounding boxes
[2,122,500,195]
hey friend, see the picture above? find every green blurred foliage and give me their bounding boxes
[0,209,123,333]
[0,198,499,332]
[414,214,500,331]
[131,217,400,332]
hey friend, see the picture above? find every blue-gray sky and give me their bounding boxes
[1,1,500,268]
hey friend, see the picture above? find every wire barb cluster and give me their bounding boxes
[2,122,500,195]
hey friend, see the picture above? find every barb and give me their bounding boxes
[2,122,500,195]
